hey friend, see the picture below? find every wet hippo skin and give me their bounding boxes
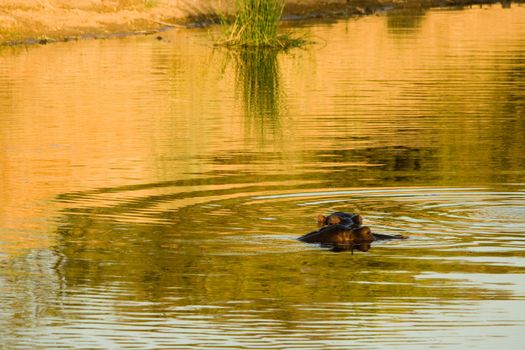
[299,224,374,245]
[317,212,362,227]
[300,212,407,251]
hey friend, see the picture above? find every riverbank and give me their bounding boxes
[0,0,520,46]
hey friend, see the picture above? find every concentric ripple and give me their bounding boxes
[4,181,525,349]
[56,182,525,256]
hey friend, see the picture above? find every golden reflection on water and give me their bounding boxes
[0,5,525,349]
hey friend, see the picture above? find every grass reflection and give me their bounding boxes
[234,47,283,120]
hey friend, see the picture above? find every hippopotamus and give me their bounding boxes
[299,211,407,252]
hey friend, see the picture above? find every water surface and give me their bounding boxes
[1,5,525,349]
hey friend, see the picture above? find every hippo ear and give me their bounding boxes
[317,215,327,226]
[352,215,363,226]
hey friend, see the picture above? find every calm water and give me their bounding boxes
[1,5,525,349]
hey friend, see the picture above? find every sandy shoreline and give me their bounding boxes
[0,0,518,46]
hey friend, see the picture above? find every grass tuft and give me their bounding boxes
[218,0,309,49]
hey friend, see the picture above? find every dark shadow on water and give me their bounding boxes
[386,8,428,34]
[501,0,512,8]
[488,51,525,177]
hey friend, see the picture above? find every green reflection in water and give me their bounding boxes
[234,47,283,121]
[49,195,522,307]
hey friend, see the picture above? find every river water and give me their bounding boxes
[1,5,524,349]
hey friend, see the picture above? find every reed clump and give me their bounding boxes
[220,0,307,49]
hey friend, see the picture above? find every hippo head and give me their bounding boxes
[317,212,363,228]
